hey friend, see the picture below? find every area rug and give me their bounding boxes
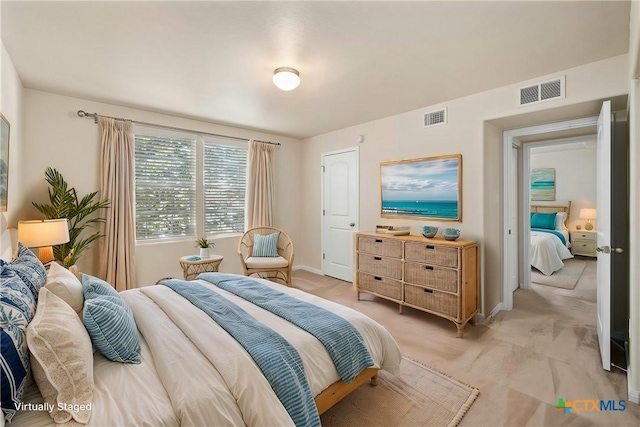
[320,357,479,427]
[531,258,586,289]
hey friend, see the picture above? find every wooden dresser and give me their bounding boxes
[355,232,479,338]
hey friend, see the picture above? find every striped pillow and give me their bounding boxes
[253,232,279,257]
[6,243,46,301]
[82,275,140,364]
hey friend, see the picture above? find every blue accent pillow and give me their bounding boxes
[6,243,46,302]
[0,261,36,421]
[83,273,120,299]
[531,212,557,230]
[82,275,140,364]
[253,232,280,257]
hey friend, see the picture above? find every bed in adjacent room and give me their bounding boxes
[530,202,574,276]
[2,247,402,427]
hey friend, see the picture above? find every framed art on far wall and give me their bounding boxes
[0,113,10,212]
[530,168,556,201]
[380,153,462,221]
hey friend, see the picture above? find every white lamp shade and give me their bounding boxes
[273,67,300,91]
[18,219,70,248]
[579,208,597,220]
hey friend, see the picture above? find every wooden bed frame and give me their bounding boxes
[314,367,379,415]
[530,200,571,229]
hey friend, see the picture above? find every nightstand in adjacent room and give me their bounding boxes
[179,255,224,280]
[570,230,597,257]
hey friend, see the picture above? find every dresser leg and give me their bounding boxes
[456,324,464,338]
[398,304,403,314]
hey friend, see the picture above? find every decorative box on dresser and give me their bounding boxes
[355,232,479,338]
[570,230,597,257]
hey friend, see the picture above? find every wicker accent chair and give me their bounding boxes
[238,227,295,286]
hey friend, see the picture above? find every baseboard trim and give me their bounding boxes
[629,387,640,405]
[292,265,323,275]
[480,302,502,324]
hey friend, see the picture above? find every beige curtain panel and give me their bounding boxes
[98,117,136,291]
[246,140,276,228]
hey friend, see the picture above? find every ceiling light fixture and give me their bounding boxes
[273,67,300,91]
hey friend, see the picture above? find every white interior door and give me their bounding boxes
[322,148,359,281]
[509,145,519,292]
[596,100,612,371]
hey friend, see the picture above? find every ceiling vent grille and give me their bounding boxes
[423,108,447,128]
[518,76,565,107]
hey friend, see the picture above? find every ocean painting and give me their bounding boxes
[380,154,461,221]
[531,168,555,201]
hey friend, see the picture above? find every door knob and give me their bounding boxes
[613,247,624,253]
[349,223,355,227]
[596,246,610,253]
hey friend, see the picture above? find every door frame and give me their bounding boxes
[320,146,360,278]
[502,116,598,311]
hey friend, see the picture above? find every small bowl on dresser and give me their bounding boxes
[442,228,461,241]
[422,226,438,238]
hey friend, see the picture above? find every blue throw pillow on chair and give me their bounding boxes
[253,232,280,257]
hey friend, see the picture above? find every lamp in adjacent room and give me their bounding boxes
[18,219,70,264]
[579,208,597,231]
[273,67,300,91]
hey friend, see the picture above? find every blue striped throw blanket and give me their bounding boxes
[198,273,374,383]
[161,279,320,427]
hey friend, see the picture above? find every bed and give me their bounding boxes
[2,248,402,427]
[530,202,574,276]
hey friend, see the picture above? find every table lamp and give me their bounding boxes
[18,219,70,264]
[579,208,597,231]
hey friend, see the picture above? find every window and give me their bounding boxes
[204,140,247,234]
[134,129,247,241]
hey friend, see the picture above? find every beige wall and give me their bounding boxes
[18,90,302,286]
[300,54,628,317]
[0,43,25,261]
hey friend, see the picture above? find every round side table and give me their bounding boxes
[179,255,224,280]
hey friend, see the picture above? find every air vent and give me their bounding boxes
[518,76,565,107]
[423,108,447,128]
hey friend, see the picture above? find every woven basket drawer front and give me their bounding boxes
[405,242,459,268]
[358,236,403,258]
[404,262,458,293]
[357,272,402,300]
[358,254,402,280]
[404,284,457,318]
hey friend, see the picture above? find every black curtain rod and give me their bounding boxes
[76,110,280,146]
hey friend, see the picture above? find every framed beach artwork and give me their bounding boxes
[0,113,9,212]
[380,153,462,221]
[530,168,555,201]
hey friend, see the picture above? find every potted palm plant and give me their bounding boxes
[32,167,109,268]
[196,237,213,259]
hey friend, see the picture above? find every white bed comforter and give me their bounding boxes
[11,276,402,427]
[530,231,573,276]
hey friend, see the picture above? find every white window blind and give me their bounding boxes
[204,141,247,234]
[134,134,196,240]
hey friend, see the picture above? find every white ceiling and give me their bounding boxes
[1,1,630,139]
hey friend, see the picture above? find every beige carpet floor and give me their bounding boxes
[531,258,586,289]
[321,357,479,427]
[292,260,640,427]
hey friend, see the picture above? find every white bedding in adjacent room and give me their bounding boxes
[10,276,402,426]
[530,230,573,276]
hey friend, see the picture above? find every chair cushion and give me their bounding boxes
[245,256,289,269]
[252,232,279,257]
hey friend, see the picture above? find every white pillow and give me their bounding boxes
[554,212,568,231]
[27,288,94,424]
[45,262,84,313]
